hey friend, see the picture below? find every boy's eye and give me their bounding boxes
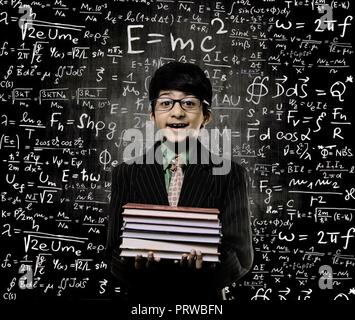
[181,98,198,107]
[158,99,173,106]
[182,100,193,106]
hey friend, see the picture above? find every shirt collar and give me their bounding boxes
[161,142,188,171]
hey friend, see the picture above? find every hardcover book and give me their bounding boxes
[119,203,222,262]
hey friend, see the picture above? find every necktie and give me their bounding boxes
[168,156,184,206]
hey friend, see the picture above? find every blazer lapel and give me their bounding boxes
[178,164,214,207]
[136,163,169,205]
[134,141,169,205]
[178,140,214,207]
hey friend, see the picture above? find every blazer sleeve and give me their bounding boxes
[105,163,129,263]
[216,162,254,288]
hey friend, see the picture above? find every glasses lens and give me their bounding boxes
[155,98,173,110]
[154,97,202,112]
[181,98,200,110]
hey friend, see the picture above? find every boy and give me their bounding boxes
[105,62,253,301]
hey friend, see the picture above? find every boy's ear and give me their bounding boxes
[150,112,155,122]
[203,111,212,126]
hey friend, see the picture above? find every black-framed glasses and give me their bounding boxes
[151,97,209,113]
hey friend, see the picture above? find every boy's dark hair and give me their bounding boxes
[149,62,212,115]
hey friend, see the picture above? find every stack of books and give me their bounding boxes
[119,203,221,262]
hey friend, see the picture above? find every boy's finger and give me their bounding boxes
[180,253,188,267]
[188,249,196,268]
[134,254,143,270]
[146,251,155,268]
[196,250,203,269]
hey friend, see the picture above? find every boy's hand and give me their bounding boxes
[121,250,214,270]
[134,251,160,270]
[180,250,203,269]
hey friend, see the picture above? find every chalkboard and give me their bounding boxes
[1,0,354,308]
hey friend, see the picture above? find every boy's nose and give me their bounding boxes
[170,101,185,116]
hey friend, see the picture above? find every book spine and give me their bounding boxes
[123,202,219,214]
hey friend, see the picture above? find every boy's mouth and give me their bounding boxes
[167,123,189,129]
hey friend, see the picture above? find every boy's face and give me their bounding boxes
[150,90,211,143]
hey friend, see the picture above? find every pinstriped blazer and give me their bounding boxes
[105,140,253,295]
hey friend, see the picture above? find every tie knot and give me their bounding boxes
[170,155,183,171]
